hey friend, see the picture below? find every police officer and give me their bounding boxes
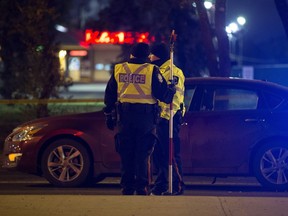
[103,42,175,195]
[149,42,185,195]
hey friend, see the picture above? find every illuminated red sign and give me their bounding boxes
[69,50,88,56]
[84,30,155,45]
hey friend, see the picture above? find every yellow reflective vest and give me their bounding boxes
[158,60,185,120]
[114,62,157,104]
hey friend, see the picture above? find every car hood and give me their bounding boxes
[19,111,104,127]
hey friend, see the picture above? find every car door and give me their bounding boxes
[181,84,270,175]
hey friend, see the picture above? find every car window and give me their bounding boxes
[184,88,196,112]
[263,91,283,109]
[200,88,259,111]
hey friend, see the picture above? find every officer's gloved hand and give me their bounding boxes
[168,83,176,94]
[105,113,115,130]
[103,107,115,131]
[162,83,176,104]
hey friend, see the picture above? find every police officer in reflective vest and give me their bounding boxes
[149,43,186,195]
[103,42,175,195]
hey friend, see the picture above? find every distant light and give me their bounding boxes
[68,57,80,70]
[204,1,213,9]
[36,45,44,52]
[55,24,68,33]
[225,26,232,34]
[95,63,104,70]
[104,64,111,71]
[79,41,90,49]
[59,50,67,58]
[69,50,88,57]
[237,16,246,26]
[227,22,239,33]
[84,30,154,45]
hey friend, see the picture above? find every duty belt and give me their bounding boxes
[119,102,157,113]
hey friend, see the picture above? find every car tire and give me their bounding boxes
[41,139,91,187]
[253,142,288,191]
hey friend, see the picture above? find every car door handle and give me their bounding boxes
[245,118,266,122]
[181,122,188,126]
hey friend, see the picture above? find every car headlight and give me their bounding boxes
[11,124,47,142]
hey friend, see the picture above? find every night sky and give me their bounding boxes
[227,0,286,42]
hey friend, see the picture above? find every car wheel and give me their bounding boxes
[253,142,288,190]
[41,139,91,187]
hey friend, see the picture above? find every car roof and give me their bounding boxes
[185,77,288,94]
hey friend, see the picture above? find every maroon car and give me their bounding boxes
[3,77,288,190]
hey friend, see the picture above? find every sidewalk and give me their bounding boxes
[1,154,288,216]
[1,194,288,216]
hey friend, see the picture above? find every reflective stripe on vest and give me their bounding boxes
[115,62,157,104]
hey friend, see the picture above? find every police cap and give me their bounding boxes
[131,42,150,59]
[150,43,170,61]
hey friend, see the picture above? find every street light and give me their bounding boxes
[226,16,246,34]
[226,16,246,66]
[226,22,239,34]
[204,1,215,26]
[55,24,68,33]
[204,1,213,10]
[237,16,246,26]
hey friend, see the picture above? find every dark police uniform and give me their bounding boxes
[104,43,174,195]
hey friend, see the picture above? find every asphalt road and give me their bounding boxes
[2,165,288,216]
[0,165,287,197]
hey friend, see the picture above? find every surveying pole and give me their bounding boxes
[168,30,176,194]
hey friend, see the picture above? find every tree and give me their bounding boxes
[88,0,231,77]
[214,0,231,77]
[0,0,68,117]
[89,0,206,77]
[194,0,219,76]
[194,0,230,76]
